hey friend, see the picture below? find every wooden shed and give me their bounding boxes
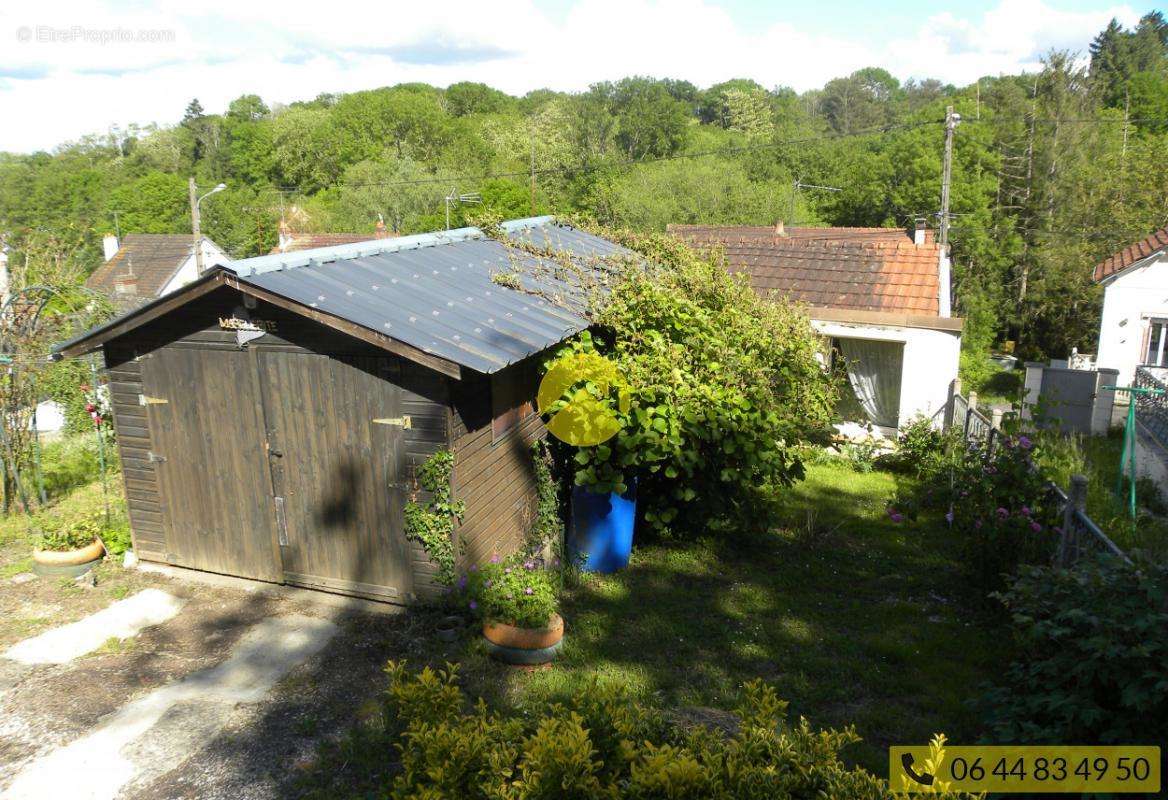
[55,218,628,602]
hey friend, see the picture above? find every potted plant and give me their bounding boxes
[465,557,563,665]
[32,512,106,578]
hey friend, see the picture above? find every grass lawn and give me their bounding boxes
[433,462,995,776]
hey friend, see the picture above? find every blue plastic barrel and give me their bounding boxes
[568,482,636,573]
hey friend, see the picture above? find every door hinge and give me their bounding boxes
[140,395,169,405]
[147,451,167,463]
[373,415,411,429]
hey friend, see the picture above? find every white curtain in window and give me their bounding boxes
[838,338,904,429]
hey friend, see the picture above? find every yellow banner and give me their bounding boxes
[889,745,1160,793]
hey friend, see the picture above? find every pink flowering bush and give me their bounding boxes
[459,555,560,628]
[889,432,1057,594]
[954,434,1055,593]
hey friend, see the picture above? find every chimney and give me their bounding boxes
[278,218,293,252]
[375,214,388,240]
[102,233,119,262]
[774,220,787,237]
[911,217,927,246]
[114,261,137,297]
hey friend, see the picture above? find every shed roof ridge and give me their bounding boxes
[233,226,489,277]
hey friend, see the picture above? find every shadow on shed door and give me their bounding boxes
[257,353,411,601]
[141,347,282,582]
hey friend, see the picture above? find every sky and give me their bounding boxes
[0,0,1146,153]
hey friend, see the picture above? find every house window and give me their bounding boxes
[491,365,536,442]
[1145,319,1168,366]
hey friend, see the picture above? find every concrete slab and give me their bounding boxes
[3,589,185,665]
[1,614,337,800]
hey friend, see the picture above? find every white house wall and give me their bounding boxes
[1097,252,1168,389]
[812,318,961,428]
[159,241,230,297]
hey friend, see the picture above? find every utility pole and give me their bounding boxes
[188,177,204,275]
[939,106,961,249]
[529,120,537,216]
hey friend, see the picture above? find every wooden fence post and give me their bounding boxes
[991,408,1003,430]
[968,391,978,411]
[943,378,960,429]
[1058,474,1088,567]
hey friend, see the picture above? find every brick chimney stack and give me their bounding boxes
[114,259,137,296]
[375,214,388,240]
[774,220,787,237]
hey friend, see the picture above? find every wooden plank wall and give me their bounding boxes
[104,346,167,561]
[101,286,450,600]
[450,364,546,566]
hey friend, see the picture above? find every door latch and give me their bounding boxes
[373,415,411,429]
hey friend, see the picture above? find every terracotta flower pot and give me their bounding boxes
[482,614,564,665]
[32,539,105,578]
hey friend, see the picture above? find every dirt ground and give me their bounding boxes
[0,548,444,800]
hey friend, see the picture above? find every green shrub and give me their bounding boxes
[37,434,113,500]
[380,661,968,800]
[460,556,559,627]
[33,509,103,551]
[890,415,956,480]
[979,556,1168,744]
[555,228,838,537]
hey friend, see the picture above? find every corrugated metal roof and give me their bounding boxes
[228,217,629,374]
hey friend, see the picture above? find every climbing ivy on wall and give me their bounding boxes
[403,450,464,586]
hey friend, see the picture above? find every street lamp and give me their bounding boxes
[189,179,226,274]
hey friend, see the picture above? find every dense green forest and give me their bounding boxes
[3,13,1168,361]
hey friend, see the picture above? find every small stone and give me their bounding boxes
[10,572,35,584]
[123,551,140,569]
[74,571,96,588]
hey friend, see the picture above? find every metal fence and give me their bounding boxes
[1135,366,1168,448]
[939,380,1131,568]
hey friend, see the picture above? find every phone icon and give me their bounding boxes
[901,753,935,787]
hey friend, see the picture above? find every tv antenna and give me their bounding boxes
[788,179,841,225]
[444,188,481,230]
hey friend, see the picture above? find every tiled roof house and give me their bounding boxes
[1092,227,1168,390]
[86,234,230,309]
[670,221,963,432]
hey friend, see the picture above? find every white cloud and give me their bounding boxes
[0,0,1143,152]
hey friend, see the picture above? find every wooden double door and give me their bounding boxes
[141,346,414,600]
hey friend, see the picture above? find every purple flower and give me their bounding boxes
[552,558,560,567]
[889,512,904,523]
[1018,435,1033,450]
[523,561,535,570]
[469,600,477,610]
[1030,521,1042,533]
[458,575,468,589]
[975,519,983,530]
[490,553,501,563]
[1020,506,1031,517]
[524,587,534,595]
[504,567,512,574]
[484,579,492,588]
[996,507,1009,519]
[945,510,954,524]
[960,490,969,498]
[469,564,478,572]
